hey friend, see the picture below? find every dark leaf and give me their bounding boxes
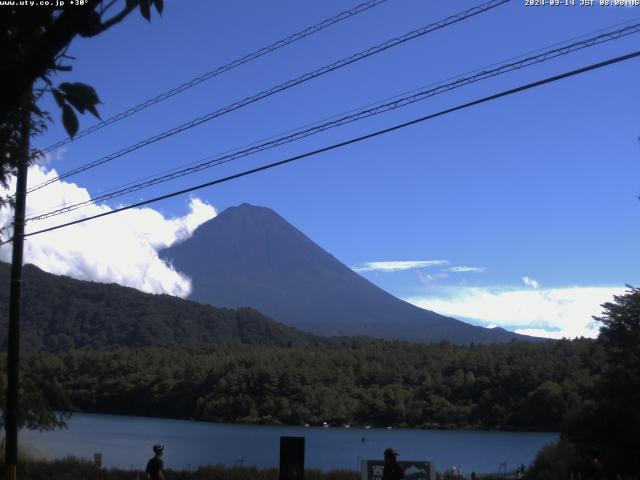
[140,0,151,21]
[59,82,100,103]
[86,104,102,120]
[59,82,101,116]
[52,89,66,108]
[62,104,79,137]
[30,104,44,117]
[153,0,163,15]
[76,9,102,37]
[54,65,72,72]
[30,148,47,164]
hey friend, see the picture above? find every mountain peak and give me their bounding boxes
[229,202,271,212]
[161,205,532,344]
[187,203,309,250]
[204,203,287,227]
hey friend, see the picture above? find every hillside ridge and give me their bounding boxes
[0,261,327,352]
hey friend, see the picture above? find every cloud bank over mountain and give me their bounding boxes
[0,166,216,297]
[406,285,624,339]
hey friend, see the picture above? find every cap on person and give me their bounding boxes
[153,444,164,454]
[384,448,398,457]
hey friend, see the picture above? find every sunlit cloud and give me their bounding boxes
[353,260,449,273]
[0,165,216,297]
[406,285,625,339]
[514,328,566,340]
[447,266,486,273]
[522,276,540,289]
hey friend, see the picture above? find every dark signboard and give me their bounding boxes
[280,436,305,480]
[361,460,435,480]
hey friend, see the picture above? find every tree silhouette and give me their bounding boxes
[591,287,640,477]
[0,0,163,204]
[549,287,640,479]
[0,0,163,432]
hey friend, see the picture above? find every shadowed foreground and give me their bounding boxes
[0,458,355,480]
[0,457,508,480]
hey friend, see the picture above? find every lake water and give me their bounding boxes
[20,413,558,475]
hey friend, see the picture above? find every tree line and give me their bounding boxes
[4,337,600,432]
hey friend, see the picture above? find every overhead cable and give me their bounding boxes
[2,48,637,245]
[26,0,510,194]
[23,22,640,224]
[41,0,392,153]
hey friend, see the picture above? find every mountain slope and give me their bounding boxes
[0,262,326,352]
[160,203,530,344]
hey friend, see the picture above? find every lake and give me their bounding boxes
[20,413,557,475]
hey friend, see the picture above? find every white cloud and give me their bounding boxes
[353,260,448,273]
[447,266,486,273]
[36,147,67,166]
[514,328,567,340]
[522,276,540,289]
[417,271,449,284]
[0,165,216,297]
[406,285,625,339]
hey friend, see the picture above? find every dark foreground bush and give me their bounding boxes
[526,440,583,480]
[0,457,361,480]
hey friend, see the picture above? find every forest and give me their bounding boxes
[11,337,600,432]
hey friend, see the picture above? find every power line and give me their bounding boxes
[3,48,637,245]
[22,21,640,224]
[52,15,640,202]
[41,0,391,154]
[26,0,510,195]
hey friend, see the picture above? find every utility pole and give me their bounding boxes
[5,88,31,480]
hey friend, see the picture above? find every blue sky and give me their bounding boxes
[2,0,639,338]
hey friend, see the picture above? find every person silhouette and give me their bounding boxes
[383,448,404,480]
[146,444,166,480]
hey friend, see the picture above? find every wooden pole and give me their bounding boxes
[5,87,31,480]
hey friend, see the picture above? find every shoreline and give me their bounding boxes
[51,410,561,434]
